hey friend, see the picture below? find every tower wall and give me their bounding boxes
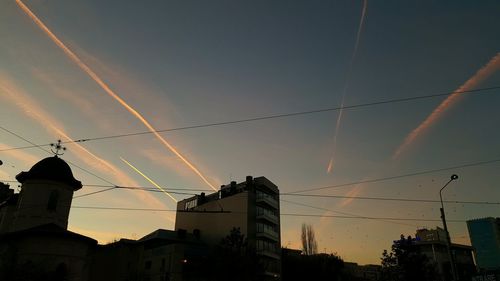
[12,179,74,231]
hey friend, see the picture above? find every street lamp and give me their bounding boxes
[439,174,459,281]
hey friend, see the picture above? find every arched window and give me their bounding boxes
[47,190,59,211]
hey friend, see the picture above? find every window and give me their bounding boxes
[184,198,197,210]
[257,206,277,218]
[256,190,277,201]
[47,190,59,212]
[256,240,278,253]
[257,222,277,234]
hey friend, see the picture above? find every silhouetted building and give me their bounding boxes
[176,176,281,280]
[344,262,381,281]
[416,227,447,243]
[467,217,500,271]
[0,156,97,281]
[138,229,207,281]
[89,238,141,281]
[413,227,476,281]
[0,183,18,233]
[90,229,206,281]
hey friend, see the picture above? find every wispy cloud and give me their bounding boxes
[29,67,114,132]
[393,52,500,158]
[120,157,178,203]
[0,72,172,219]
[338,184,364,208]
[0,142,39,166]
[327,0,368,174]
[15,0,218,191]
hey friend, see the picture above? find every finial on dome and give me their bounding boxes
[50,140,66,157]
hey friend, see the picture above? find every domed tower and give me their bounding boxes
[12,156,82,231]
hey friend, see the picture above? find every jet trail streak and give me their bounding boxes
[120,157,178,203]
[16,0,218,191]
[393,52,500,159]
[327,0,368,173]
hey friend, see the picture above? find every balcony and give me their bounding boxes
[256,194,278,209]
[257,228,279,241]
[257,249,280,260]
[257,212,279,224]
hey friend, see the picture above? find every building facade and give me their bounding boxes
[175,176,281,280]
[413,227,476,281]
[416,227,447,243]
[0,156,97,281]
[467,217,500,271]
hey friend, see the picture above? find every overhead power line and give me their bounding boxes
[0,155,500,199]
[280,198,419,227]
[70,205,466,223]
[0,126,119,187]
[280,193,500,205]
[1,86,499,153]
[73,186,199,199]
[3,155,500,203]
[73,183,499,205]
[289,158,500,193]
[279,213,466,223]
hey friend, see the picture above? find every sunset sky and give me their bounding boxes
[1,0,500,265]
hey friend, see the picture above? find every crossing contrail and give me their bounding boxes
[120,157,178,203]
[393,52,500,159]
[16,0,218,191]
[327,0,368,173]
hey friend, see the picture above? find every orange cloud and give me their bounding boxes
[338,184,364,208]
[29,67,114,132]
[393,53,500,158]
[0,142,39,167]
[0,72,172,220]
[16,0,217,191]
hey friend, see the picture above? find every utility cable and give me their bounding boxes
[280,198,419,227]
[45,156,500,202]
[0,126,118,187]
[69,205,466,223]
[1,86,499,153]
[289,158,500,193]
[280,193,500,205]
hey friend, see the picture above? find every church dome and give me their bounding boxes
[16,157,82,190]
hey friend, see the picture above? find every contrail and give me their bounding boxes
[327,0,368,173]
[120,157,178,203]
[16,0,218,191]
[393,52,500,159]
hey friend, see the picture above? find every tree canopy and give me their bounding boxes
[380,235,439,281]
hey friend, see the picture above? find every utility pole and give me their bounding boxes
[439,174,459,281]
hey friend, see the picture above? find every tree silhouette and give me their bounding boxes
[301,223,318,255]
[380,235,440,281]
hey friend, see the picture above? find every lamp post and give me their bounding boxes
[439,174,459,281]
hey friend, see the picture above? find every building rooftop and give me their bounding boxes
[178,176,278,209]
[0,223,97,244]
[16,156,82,190]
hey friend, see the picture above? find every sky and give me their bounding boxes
[1,0,500,265]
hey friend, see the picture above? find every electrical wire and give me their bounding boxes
[69,204,466,223]
[1,86,499,153]
[289,158,500,193]
[0,126,118,187]
[3,154,500,205]
[280,193,500,205]
[44,156,500,202]
[280,198,419,227]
